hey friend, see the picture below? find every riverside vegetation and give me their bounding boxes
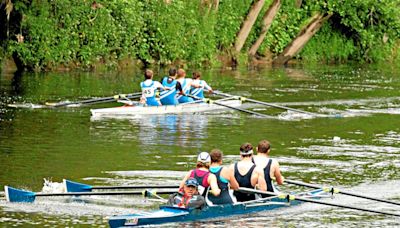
[0,0,399,71]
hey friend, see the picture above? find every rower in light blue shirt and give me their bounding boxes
[176,69,202,103]
[140,69,168,106]
[160,68,184,105]
[190,71,213,99]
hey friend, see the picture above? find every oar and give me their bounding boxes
[187,94,275,118]
[285,179,400,207]
[4,185,177,203]
[64,179,179,192]
[46,92,142,107]
[237,187,400,217]
[213,91,325,117]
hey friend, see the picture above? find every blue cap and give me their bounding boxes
[185,178,199,187]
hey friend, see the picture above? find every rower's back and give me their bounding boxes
[232,143,266,202]
[253,140,284,193]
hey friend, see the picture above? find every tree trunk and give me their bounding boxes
[234,0,265,52]
[273,12,332,65]
[248,0,281,56]
[295,0,302,8]
[213,0,219,11]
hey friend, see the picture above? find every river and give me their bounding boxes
[0,65,399,227]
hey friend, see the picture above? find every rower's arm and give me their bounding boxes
[176,82,184,94]
[208,174,221,196]
[254,167,267,191]
[226,166,239,190]
[273,161,284,185]
[179,171,192,190]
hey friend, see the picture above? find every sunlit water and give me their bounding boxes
[1,65,400,227]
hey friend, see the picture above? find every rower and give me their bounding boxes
[207,149,239,205]
[253,140,284,193]
[140,69,168,106]
[230,143,266,202]
[190,71,213,99]
[176,69,202,103]
[180,152,221,197]
[159,68,183,105]
[167,178,206,209]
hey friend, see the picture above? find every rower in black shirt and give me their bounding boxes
[230,143,266,202]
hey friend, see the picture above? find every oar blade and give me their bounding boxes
[64,179,92,192]
[5,186,36,203]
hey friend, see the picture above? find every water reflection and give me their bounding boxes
[132,114,209,148]
[90,113,210,150]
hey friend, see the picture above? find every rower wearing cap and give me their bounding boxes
[167,178,206,209]
[207,149,239,205]
[253,140,284,193]
[230,143,266,202]
[180,152,221,197]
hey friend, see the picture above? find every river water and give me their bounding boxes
[0,65,399,227]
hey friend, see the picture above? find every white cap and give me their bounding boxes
[197,152,211,163]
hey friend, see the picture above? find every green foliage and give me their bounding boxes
[9,0,145,70]
[300,0,400,63]
[299,23,356,63]
[4,0,400,70]
[216,0,253,49]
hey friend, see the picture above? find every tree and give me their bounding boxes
[273,12,332,65]
[234,0,265,52]
[248,0,281,56]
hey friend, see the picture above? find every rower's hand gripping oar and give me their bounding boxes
[285,179,400,207]
[187,94,275,118]
[237,187,400,217]
[64,179,179,192]
[46,92,142,107]
[4,185,177,203]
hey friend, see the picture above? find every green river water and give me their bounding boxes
[0,65,399,227]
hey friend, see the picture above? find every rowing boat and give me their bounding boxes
[108,188,325,227]
[90,98,242,117]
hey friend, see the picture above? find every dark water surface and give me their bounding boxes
[1,65,400,227]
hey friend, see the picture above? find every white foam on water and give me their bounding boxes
[278,110,316,121]
[7,103,46,109]
[0,198,135,217]
[277,96,400,107]
[42,178,66,193]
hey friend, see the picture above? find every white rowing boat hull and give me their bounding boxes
[90,100,242,117]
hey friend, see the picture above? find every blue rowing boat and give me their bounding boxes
[108,188,325,227]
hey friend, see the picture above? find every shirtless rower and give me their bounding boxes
[230,143,266,202]
[180,152,221,197]
[253,140,284,192]
[208,149,239,205]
